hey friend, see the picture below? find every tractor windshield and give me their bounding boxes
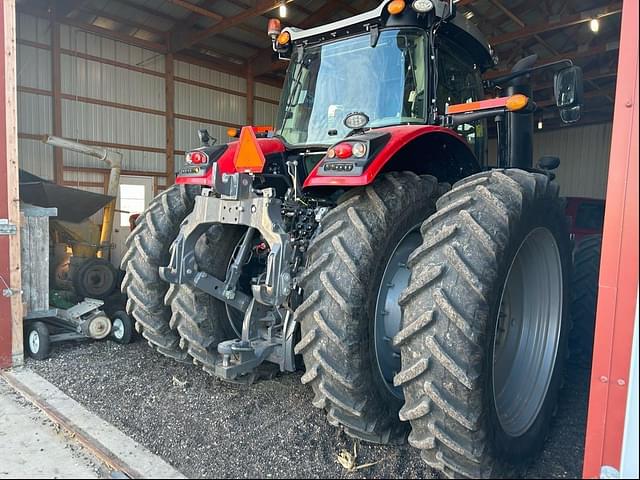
[275,29,427,147]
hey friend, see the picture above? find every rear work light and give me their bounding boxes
[186,151,208,164]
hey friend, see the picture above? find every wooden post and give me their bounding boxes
[0,0,24,368]
[165,53,175,184]
[246,64,254,126]
[51,14,63,184]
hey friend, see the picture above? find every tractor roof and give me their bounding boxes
[283,0,495,70]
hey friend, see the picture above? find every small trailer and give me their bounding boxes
[20,204,134,360]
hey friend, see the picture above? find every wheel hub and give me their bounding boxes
[29,330,40,353]
[112,318,125,340]
[492,227,563,437]
[374,226,422,399]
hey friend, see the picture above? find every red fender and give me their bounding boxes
[303,125,474,188]
[175,138,286,186]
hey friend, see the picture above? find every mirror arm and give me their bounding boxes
[491,59,574,86]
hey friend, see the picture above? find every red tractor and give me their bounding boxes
[122,1,585,477]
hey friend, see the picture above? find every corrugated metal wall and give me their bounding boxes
[16,12,282,190]
[488,123,613,199]
[17,13,53,179]
[255,82,281,126]
[17,12,610,201]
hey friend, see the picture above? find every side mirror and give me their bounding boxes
[555,66,583,123]
[538,155,560,171]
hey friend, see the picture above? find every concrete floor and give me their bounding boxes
[0,379,103,479]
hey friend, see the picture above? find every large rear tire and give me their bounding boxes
[295,172,446,444]
[166,224,246,373]
[397,170,570,478]
[569,235,602,366]
[121,184,199,361]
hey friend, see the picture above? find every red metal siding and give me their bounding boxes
[583,0,639,476]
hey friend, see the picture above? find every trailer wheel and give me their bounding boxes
[166,225,246,374]
[296,172,446,444]
[110,310,135,345]
[121,184,199,361]
[569,235,602,367]
[73,258,118,300]
[397,170,570,478]
[26,322,51,360]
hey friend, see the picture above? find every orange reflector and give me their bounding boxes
[506,94,530,111]
[233,127,266,174]
[227,128,239,138]
[388,0,406,14]
[277,31,290,46]
[253,125,273,134]
[446,95,530,115]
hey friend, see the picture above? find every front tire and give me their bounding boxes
[397,170,570,478]
[295,172,446,444]
[110,310,135,345]
[26,322,51,360]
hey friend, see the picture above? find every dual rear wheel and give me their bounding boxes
[122,170,570,478]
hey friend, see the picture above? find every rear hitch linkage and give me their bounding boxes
[160,164,297,382]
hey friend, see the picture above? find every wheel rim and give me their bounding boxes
[374,225,422,399]
[112,318,125,340]
[492,227,563,437]
[84,265,113,296]
[29,330,40,353]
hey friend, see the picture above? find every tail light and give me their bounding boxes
[186,151,209,164]
[327,142,367,160]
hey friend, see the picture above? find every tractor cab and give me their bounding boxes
[271,0,495,170]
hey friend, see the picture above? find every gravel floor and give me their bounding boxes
[28,339,590,479]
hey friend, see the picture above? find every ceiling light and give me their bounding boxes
[464,10,474,20]
[279,3,287,18]
[538,120,543,130]
[590,18,600,33]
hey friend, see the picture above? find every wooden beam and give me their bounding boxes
[17,5,168,53]
[175,0,295,52]
[168,1,262,58]
[488,0,613,102]
[55,0,91,18]
[485,41,621,80]
[490,3,622,46]
[169,0,223,21]
[78,7,169,39]
[0,0,23,368]
[51,15,63,185]
[112,0,177,24]
[166,53,176,184]
[252,0,347,76]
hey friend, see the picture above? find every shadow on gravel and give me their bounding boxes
[27,341,590,479]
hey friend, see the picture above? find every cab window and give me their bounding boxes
[436,38,487,165]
